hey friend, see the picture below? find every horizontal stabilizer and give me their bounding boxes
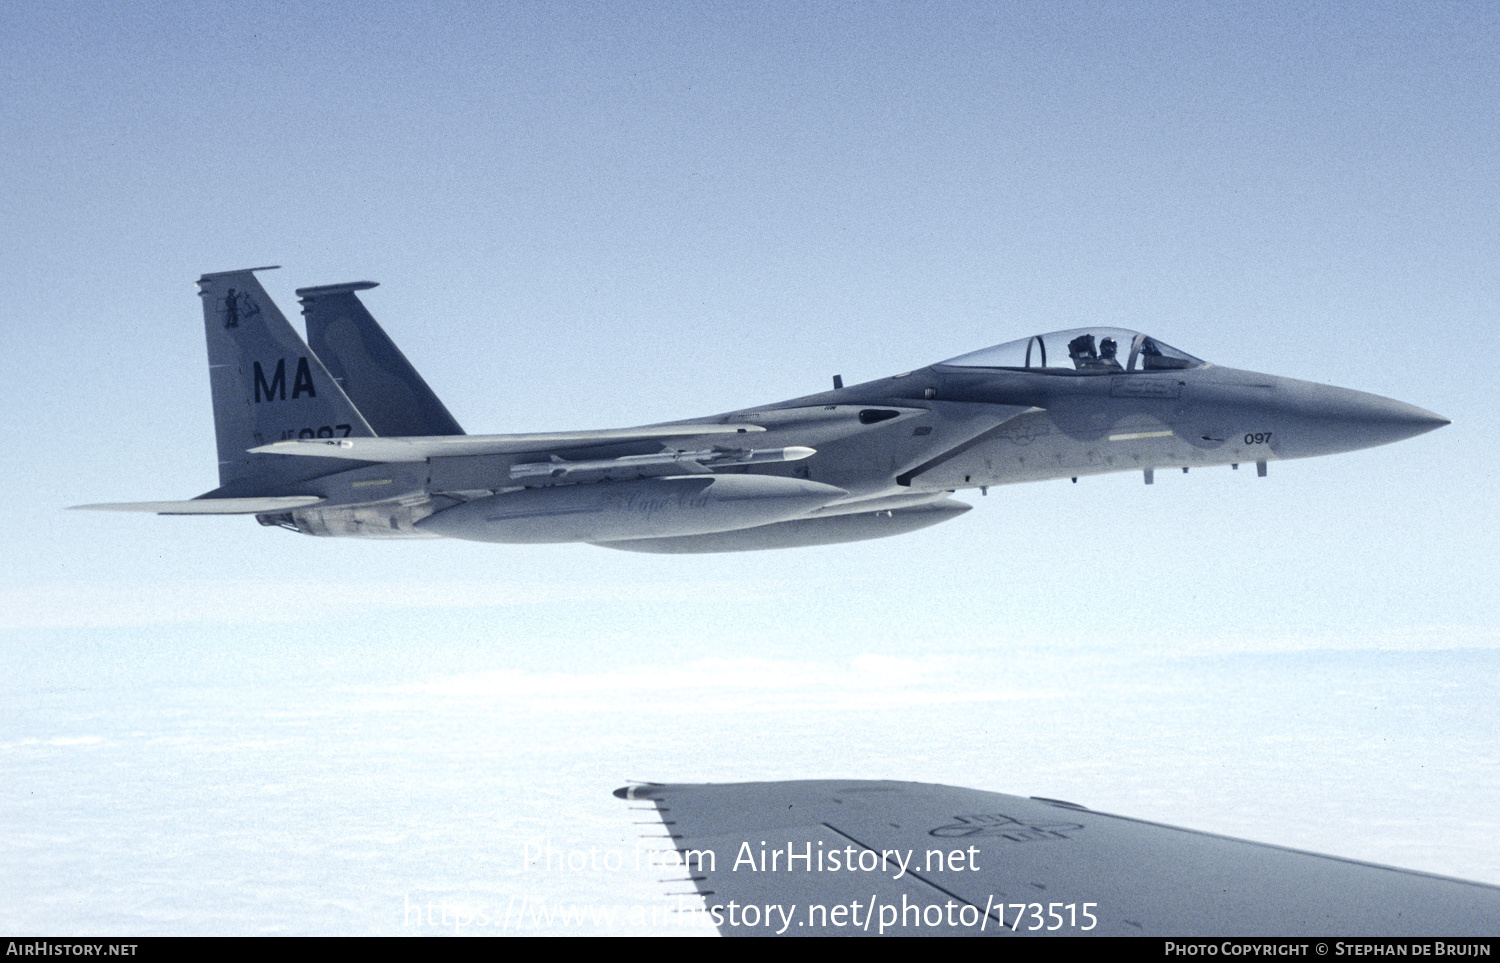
[249,425,768,462]
[71,496,326,515]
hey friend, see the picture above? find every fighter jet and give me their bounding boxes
[76,266,1449,551]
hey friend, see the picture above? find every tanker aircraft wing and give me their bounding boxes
[617,779,1500,937]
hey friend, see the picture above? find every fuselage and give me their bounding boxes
[273,327,1447,549]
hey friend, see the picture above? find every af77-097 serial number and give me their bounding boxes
[278,425,353,440]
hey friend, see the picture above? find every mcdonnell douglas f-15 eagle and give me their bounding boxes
[76,267,1449,551]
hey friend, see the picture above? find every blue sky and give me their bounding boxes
[3,0,1497,934]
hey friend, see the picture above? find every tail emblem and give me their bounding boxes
[219,288,262,329]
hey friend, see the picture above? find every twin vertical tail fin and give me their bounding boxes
[197,267,375,494]
[297,282,465,437]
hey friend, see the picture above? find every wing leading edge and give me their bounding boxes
[245,424,769,462]
[244,405,940,463]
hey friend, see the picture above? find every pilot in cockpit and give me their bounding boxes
[1097,337,1123,370]
[1069,333,1123,372]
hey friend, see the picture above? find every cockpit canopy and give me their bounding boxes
[940,328,1205,374]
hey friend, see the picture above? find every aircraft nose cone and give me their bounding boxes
[1258,377,1451,459]
[1315,390,1450,451]
[1350,397,1449,438]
